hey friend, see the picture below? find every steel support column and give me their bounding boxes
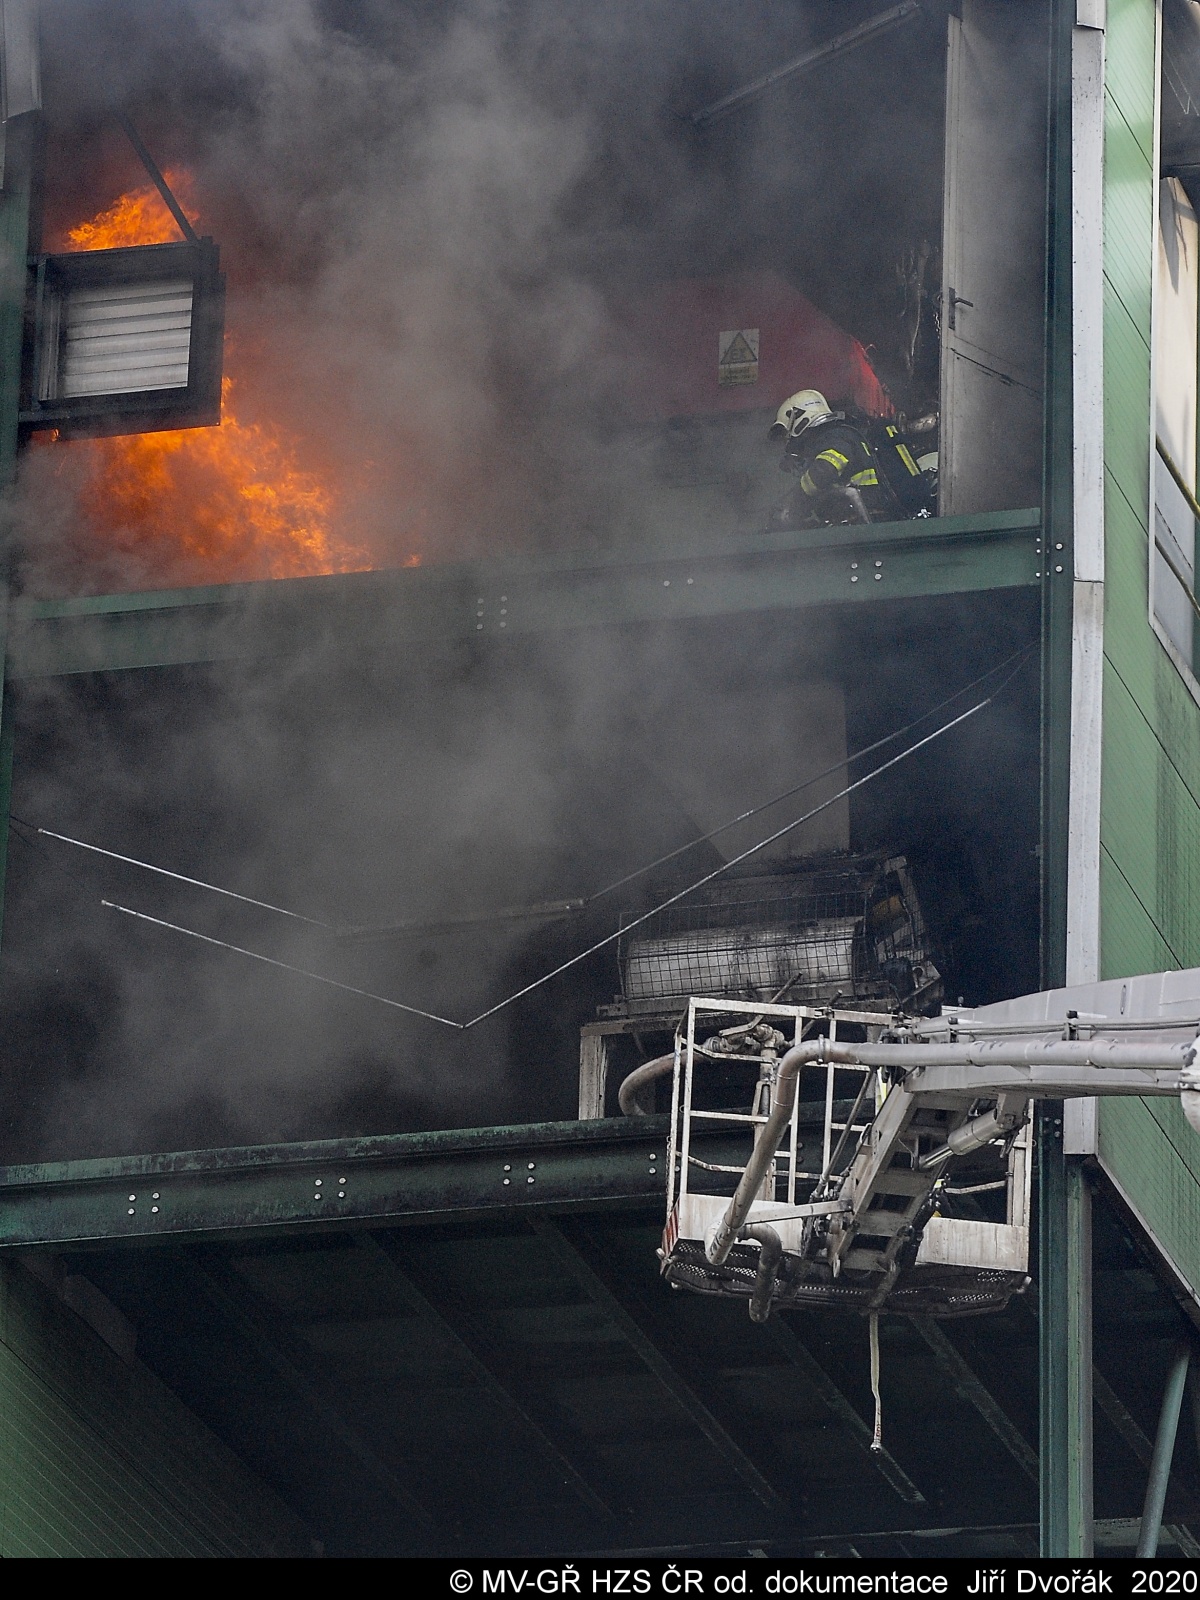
[1137,1344,1192,1558]
[1039,1107,1093,1556]
[1037,0,1095,1558]
[1039,0,1076,999]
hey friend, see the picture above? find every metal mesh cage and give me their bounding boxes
[618,855,939,1011]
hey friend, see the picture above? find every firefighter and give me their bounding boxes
[769,389,932,527]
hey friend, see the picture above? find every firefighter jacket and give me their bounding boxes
[783,415,928,520]
[783,418,883,507]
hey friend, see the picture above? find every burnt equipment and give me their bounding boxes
[615,852,941,1019]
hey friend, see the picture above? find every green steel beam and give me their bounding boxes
[910,1316,1038,1483]
[359,1232,613,1520]
[528,1216,788,1514]
[0,1117,671,1248]
[6,509,1041,680]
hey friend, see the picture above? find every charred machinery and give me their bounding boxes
[614,852,941,1020]
[579,851,943,1123]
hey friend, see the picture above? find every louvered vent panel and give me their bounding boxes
[60,279,193,397]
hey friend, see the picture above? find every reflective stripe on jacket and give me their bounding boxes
[786,420,877,499]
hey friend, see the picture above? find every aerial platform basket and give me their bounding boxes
[658,997,1031,1319]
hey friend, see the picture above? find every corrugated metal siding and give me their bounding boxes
[60,280,192,398]
[0,1260,311,1556]
[1097,0,1200,1300]
[1096,1097,1200,1301]
[1098,848,1176,979]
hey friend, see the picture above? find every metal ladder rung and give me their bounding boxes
[843,1247,887,1271]
[854,1208,914,1238]
[869,1171,930,1196]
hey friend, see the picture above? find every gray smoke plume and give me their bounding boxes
[18,0,949,589]
[0,1,1041,1163]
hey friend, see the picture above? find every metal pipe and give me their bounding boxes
[848,1038,1194,1070]
[707,1039,856,1264]
[700,1032,1198,1266]
[1136,1342,1192,1557]
[618,1054,676,1116]
[690,1,919,126]
[742,1224,783,1323]
[816,1067,876,1191]
[918,1098,1026,1169]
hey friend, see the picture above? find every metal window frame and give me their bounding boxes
[19,237,225,439]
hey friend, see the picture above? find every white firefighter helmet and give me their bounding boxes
[769,389,833,441]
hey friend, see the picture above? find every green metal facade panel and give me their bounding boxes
[1095,1097,1200,1308]
[1101,668,1161,911]
[1103,660,1200,963]
[1096,0,1200,1301]
[1103,122,1154,338]
[1104,0,1157,156]
[1101,292,1152,520]
[0,1259,311,1555]
[1100,0,1160,962]
[1098,846,1176,981]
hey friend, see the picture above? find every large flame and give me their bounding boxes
[63,168,202,251]
[74,372,359,582]
[42,175,378,590]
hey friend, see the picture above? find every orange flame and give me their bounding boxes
[71,373,370,583]
[44,175,383,590]
[61,169,201,252]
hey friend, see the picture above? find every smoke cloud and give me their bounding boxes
[17,0,949,590]
[0,1,1041,1163]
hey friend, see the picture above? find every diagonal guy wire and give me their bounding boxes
[98,695,992,1033]
[18,643,1034,939]
[12,821,338,930]
[101,900,464,1029]
[459,696,990,1028]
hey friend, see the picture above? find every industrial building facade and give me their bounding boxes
[0,0,1199,1560]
